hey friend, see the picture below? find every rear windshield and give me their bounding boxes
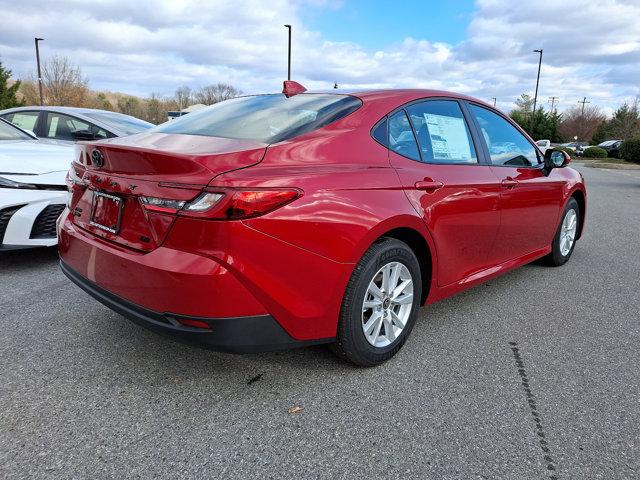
[83,111,154,135]
[153,94,362,143]
[0,119,32,140]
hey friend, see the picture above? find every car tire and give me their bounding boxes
[330,238,422,367]
[541,197,580,267]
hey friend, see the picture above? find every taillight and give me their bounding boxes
[140,188,301,220]
[66,164,87,208]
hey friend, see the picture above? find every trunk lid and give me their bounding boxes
[70,132,266,251]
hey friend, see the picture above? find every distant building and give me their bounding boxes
[167,103,207,121]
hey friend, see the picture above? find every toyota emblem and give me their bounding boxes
[91,149,105,168]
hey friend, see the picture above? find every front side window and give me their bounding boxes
[468,104,540,167]
[406,100,477,164]
[154,94,362,144]
[388,110,420,161]
[44,113,109,141]
[2,111,39,132]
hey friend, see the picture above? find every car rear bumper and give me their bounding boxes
[60,259,331,353]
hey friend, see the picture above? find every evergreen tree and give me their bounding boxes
[0,61,24,109]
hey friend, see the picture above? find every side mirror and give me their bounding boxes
[543,148,570,175]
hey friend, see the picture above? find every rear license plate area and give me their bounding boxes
[90,191,123,234]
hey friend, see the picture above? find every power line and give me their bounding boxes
[578,97,590,116]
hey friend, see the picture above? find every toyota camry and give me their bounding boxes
[58,82,586,366]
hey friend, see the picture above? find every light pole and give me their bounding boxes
[531,48,543,135]
[492,97,497,107]
[284,24,292,81]
[34,37,44,106]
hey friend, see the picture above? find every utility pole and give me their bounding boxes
[549,96,559,113]
[578,96,590,116]
[284,25,292,81]
[531,49,543,135]
[34,37,44,106]
[491,97,497,107]
[334,82,338,89]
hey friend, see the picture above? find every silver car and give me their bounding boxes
[0,106,153,144]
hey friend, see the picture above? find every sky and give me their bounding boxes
[0,0,639,114]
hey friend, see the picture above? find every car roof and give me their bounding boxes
[0,106,153,136]
[309,88,494,108]
[0,105,117,115]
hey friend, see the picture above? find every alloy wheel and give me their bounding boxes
[560,208,578,256]
[361,261,414,348]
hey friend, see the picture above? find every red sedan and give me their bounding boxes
[58,82,586,366]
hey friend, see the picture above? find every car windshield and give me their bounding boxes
[0,119,32,140]
[153,94,362,144]
[82,111,153,135]
[598,140,614,146]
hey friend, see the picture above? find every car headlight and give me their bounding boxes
[0,176,37,189]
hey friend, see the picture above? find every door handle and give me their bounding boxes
[414,180,444,192]
[501,178,518,189]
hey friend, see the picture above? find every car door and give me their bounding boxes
[466,103,564,263]
[385,99,501,287]
[43,112,111,142]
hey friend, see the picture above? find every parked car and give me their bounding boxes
[58,83,586,366]
[0,106,153,144]
[0,118,74,249]
[600,140,623,158]
[536,139,551,154]
[559,141,589,152]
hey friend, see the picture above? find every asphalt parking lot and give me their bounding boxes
[1,163,639,480]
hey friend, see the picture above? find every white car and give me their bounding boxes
[0,119,74,250]
[0,106,153,144]
[536,139,551,154]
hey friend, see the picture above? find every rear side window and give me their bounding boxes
[468,104,540,167]
[2,111,39,132]
[154,94,362,144]
[406,100,477,164]
[388,110,420,161]
[371,118,388,147]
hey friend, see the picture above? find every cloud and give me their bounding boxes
[0,0,638,113]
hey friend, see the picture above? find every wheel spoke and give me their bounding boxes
[371,313,383,341]
[391,279,412,299]
[389,263,401,292]
[363,311,383,336]
[384,316,396,342]
[368,283,384,300]
[391,310,405,329]
[363,299,382,310]
[393,293,413,305]
[382,264,391,293]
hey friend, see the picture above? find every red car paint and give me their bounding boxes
[58,89,586,347]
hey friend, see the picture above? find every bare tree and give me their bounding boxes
[18,79,39,105]
[144,93,164,124]
[194,83,242,105]
[41,55,89,106]
[174,86,192,112]
[559,105,606,142]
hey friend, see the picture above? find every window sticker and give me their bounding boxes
[424,113,472,161]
